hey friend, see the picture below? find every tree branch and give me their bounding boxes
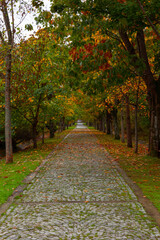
[105,29,126,50]
[119,28,156,92]
[11,105,33,124]
[0,31,5,44]
[136,0,160,39]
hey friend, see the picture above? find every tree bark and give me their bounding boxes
[119,28,160,156]
[113,108,120,140]
[47,120,57,138]
[134,78,141,154]
[121,105,125,143]
[125,95,132,148]
[5,50,13,163]
[97,120,100,131]
[42,126,45,144]
[135,104,138,153]
[102,113,106,133]
[1,0,14,163]
[149,93,160,157]
[99,117,103,131]
[62,116,65,131]
[106,111,111,134]
[136,29,160,156]
[32,122,37,148]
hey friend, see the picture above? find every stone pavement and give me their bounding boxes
[0,123,160,239]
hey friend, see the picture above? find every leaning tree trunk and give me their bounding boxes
[5,51,13,163]
[125,95,132,148]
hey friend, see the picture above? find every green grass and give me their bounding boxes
[93,129,160,212]
[0,127,74,206]
[87,126,95,130]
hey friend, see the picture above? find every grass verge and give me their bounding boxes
[90,128,160,212]
[0,127,74,206]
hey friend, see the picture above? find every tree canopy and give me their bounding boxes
[0,0,160,162]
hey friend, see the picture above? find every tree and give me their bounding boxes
[11,30,56,148]
[50,0,160,157]
[0,0,14,163]
[0,0,34,162]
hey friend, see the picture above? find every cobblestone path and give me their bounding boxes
[0,123,160,239]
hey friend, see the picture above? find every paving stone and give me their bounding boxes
[0,123,160,239]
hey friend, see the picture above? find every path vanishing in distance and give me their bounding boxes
[0,122,160,239]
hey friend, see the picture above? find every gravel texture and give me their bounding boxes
[0,122,160,239]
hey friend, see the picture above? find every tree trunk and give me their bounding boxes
[50,131,55,138]
[99,117,103,131]
[102,113,106,132]
[149,92,160,157]
[96,121,99,130]
[62,117,65,131]
[32,122,37,148]
[59,119,63,132]
[59,121,62,132]
[125,95,132,148]
[110,118,113,136]
[119,28,160,156]
[42,126,45,144]
[1,0,14,164]
[47,120,57,138]
[134,77,141,154]
[121,106,125,143]
[60,117,65,132]
[5,50,13,163]
[113,108,120,140]
[135,105,138,153]
[106,111,111,134]
[103,111,106,133]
